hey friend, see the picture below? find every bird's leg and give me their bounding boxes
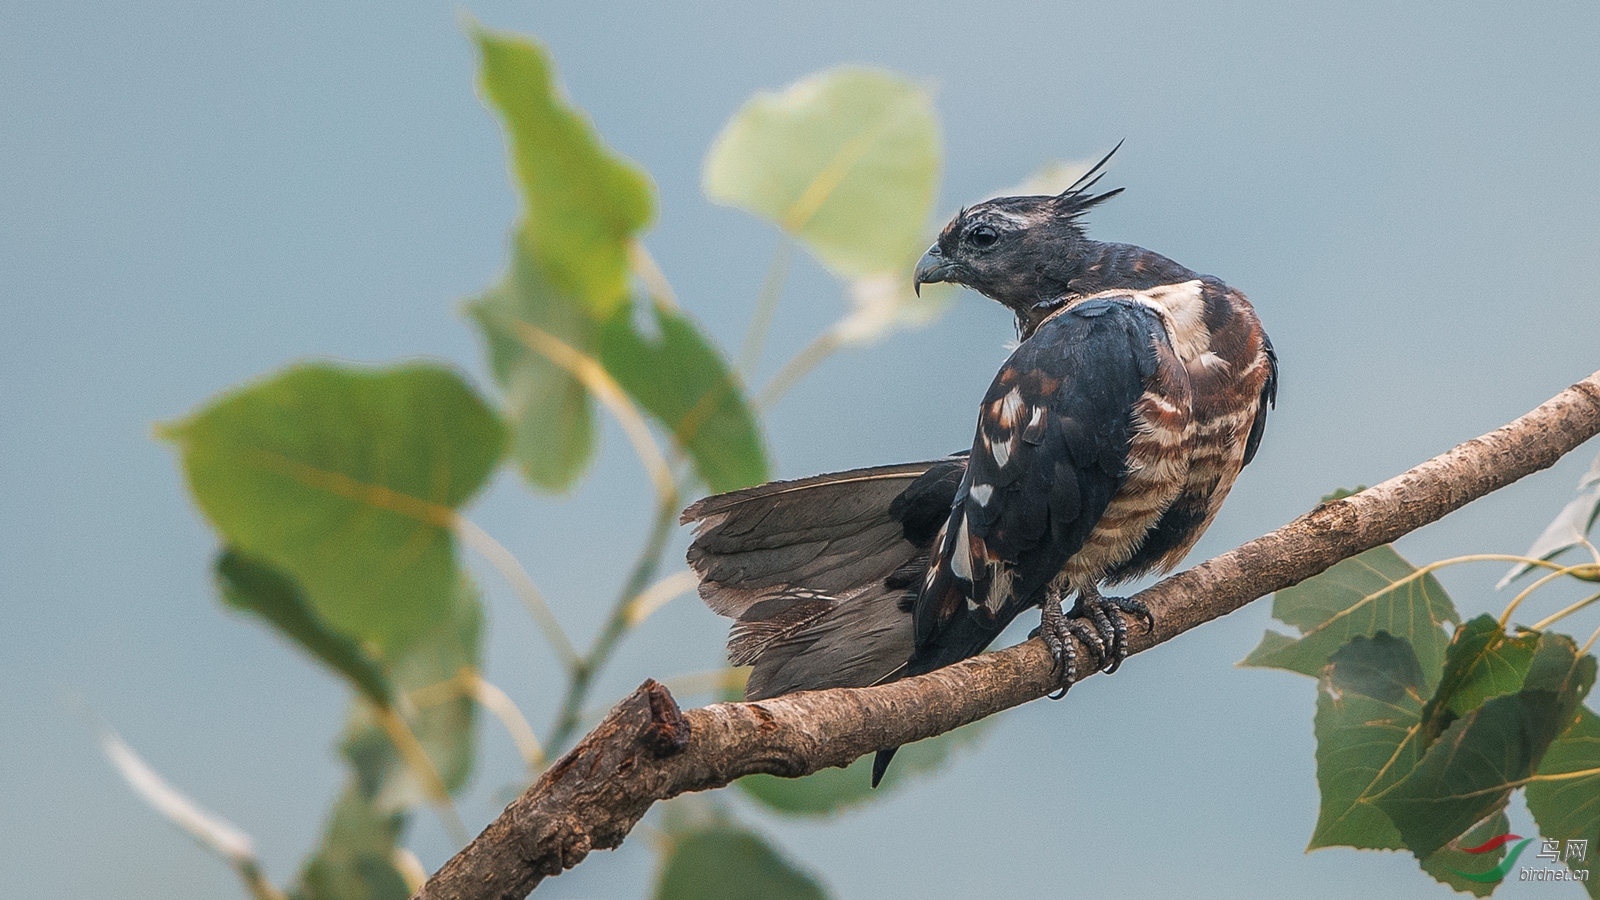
[1070,583,1155,674]
[1036,584,1108,698]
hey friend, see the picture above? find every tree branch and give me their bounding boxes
[415,369,1600,900]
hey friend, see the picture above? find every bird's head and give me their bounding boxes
[913,143,1124,318]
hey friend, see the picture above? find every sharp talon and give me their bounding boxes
[1067,587,1155,676]
[1038,586,1080,695]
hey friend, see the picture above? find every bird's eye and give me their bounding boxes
[967,224,999,248]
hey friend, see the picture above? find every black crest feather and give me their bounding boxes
[1051,140,1125,220]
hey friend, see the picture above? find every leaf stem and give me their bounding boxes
[546,486,681,755]
[756,330,842,411]
[463,671,547,770]
[409,668,547,770]
[630,241,679,311]
[738,237,793,377]
[623,570,700,629]
[1498,563,1597,628]
[506,320,677,504]
[455,516,578,670]
[1529,590,1600,632]
[369,703,468,844]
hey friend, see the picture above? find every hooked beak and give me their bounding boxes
[913,245,956,296]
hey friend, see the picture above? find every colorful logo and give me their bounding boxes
[1447,833,1533,883]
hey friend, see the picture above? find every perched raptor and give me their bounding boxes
[683,150,1277,784]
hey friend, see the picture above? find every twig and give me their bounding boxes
[545,488,681,755]
[738,238,793,377]
[455,517,579,670]
[414,369,1600,900]
[755,331,842,411]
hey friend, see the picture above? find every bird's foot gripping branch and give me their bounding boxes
[415,370,1600,899]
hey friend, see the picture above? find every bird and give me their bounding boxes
[682,146,1277,785]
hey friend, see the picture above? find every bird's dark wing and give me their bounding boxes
[910,299,1166,671]
[1242,334,1277,467]
[683,458,966,698]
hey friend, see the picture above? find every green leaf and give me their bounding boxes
[474,26,654,318]
[342,577,484,808]
[162,363,505,653]
[291,581,485,900]
[598,303,768,492]
[1375,633,1596,860]
[1499,450,1600,588]
[737,718,990,816]
[1525,705,1600,899]
[215,549,393,706]
[1309,634,1427,850]
[653,823,827,900]
[1326,631,1428,704]
[1418,615,1540,747]
[468,251,598,492]
[291,784,409,900]
[1418,809,1514,897]
[1240,545,1458,690]
[704,66,940,279]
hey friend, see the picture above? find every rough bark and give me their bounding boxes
[415,369,1600,900]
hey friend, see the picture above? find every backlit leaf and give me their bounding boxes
[475,27,654,317]
[468,251,597,492]
[162,363,505,652]
[1241,545,1458,691]
[705,66,939,279]
[653,822,827,900]
[831,273,957,348]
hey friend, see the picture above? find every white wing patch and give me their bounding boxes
[989,435,1012,469]
[950,515,974,581]
[969,483,994,506]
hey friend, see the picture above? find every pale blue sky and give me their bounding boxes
[4,2,1599,898]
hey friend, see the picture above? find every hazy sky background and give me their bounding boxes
[5,1,1600,898]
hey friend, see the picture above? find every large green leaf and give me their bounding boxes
[216,549,393,706]
[475,27,654,318]
[1418,615,1540,747]
[292,785,409,900]
[653,823,827,900]
[162,363,505,652]
[737,718,990,816]
[599,302,767,493]
[1309,633,1427,850]
[704,66,940,279]
[1525,705,1600,899]
[1241,545,1458,690]
[343,577,484,809]
[1499,450,1600,588]
[1376,633,1596,859]
[468,250,598,492]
